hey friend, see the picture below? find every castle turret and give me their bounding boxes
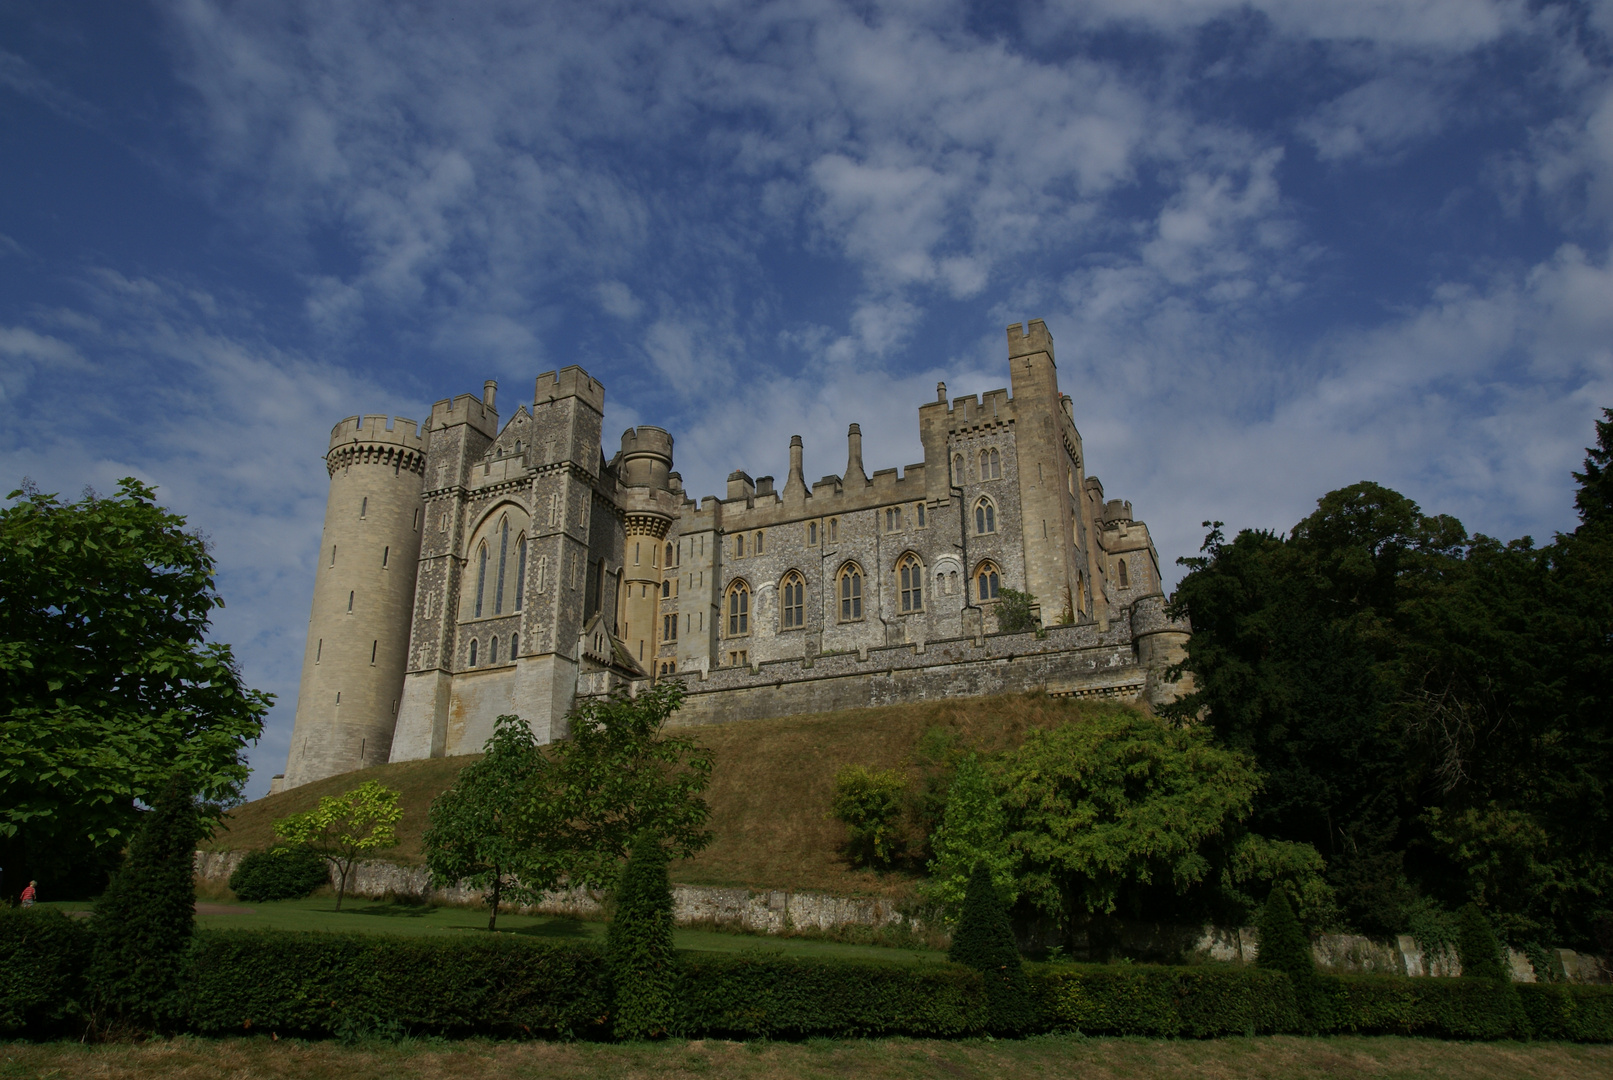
[282,415,427,789]
[619,426,676,672]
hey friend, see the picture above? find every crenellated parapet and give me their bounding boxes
[326,415,427,477]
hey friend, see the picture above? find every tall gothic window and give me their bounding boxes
[1118,558,1130,588]
[781,571,805,629]
[974,497,996,535]
[510,632,519,656]
[468,638,478,666]
[976,562,1001,601]
[839,563,863,621]
[490,636,499,664]
[980,447,1002,479]
[808,521,818,545]
[735,533,745,557]
[474,543,488,617]
[662,579,671,598]
[514,537,526,610]
[727,581,750,636]
[755,530,765,554]
[666,542,675,565]
[953,453,964,484]
[827,517,839,542]
[494,518,509,614]
[898,554,924,613]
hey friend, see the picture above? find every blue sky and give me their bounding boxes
[4,0,1611,797]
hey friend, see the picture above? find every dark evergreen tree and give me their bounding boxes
[948,861,1035,1034]
[87,775,203,1030]
[1257,887,1323,1028]
[607,832,678,1039]
[1456,902,1508,982]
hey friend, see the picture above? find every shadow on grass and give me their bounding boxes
[508,918,599,940]
[336,902,435,920]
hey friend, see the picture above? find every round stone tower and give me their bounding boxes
[281,415,427,790]
[618,426,675,672]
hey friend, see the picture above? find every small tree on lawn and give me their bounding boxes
[87,774,203,1031]
[948,861,1035,1034]
[925,754,1015,910]
[274,780,401,910]
[607,831,678,1040]
[830,764,907,868]
[1257,887,1323,1029]
[424,714,551,930]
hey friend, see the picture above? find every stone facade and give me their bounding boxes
[275,319,1191,791]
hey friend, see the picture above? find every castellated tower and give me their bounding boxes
[281,415,427,790]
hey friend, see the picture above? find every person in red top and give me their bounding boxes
[19,881,36,907]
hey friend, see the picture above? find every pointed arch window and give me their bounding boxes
[474,543,489,617]
[838,563,863,621]
[468,639,478,666]
[490,636,499,664]
[755,530,764,554]
[781,571,805,629]
[1118,558,1130,588]
[514,536,526,610]
[953,453,964,484]
[980,447,1002,479]
[735,533,745,558]
[975,562,1001,602]
[666,542,675,565]
[510,632,519,657]
[727,580,750,636]
[494,518,509,614]
[898,554,924,613]
[662,579,671,598]
[974,497,996,535]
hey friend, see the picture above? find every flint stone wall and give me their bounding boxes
[194,851,1606,981]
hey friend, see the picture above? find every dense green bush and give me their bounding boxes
[1321,974,1522,1038]
[676,953,987,1038]
[228,847,330,902]
[1257,888,1324,1027]
[0,907,93,1037]
[1518,983,1613,1041]
[1456,903,1509,982]
[608,834,678,1039]
[184,930,610,1038]
[1031,963,1300,1036]
[948,862,1034,1033]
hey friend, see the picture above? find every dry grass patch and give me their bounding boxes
[4,1036,1611,1080]
[204,693,1133,897]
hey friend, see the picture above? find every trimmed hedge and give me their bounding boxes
[1031,963,1301,1036]
[1320,974,1522,1038]
[0,908,94,1037]
[228,848,330,903]
[185,931,611,1038]
[1518,983,1613,1041]
[676,954,987,1038]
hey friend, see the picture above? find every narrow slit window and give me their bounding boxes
[382,545,389,567]
[475,543,488,617]
[330,545,337,566]
[755,530,764,554]
[490,636,499,664]
[370,640,377,664]
[347,591,354,612]
[316,638,322,663]
[495,520,509,614]
[511,632,518,656]
[469,639,478,666]
[361,496,367,518]
[1118,558,1129,588]
[514,537,526,610]
[916,503,925,527]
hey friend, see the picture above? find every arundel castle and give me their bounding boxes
[277,320,1191,791]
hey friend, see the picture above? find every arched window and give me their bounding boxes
[839,563,863,621]
[666,542,674,565]
[980,447,1002,479]
[1117,558,1129,588]
[974,498,996,535]
[474,543,489,617]
[510,632,519,657]
[494,518,509,615]
[755,530,764,554]
[953,453,964,484]
[950,570,959,595]
[976,562,1001,601]
[514,537,526,611]
[727,581,750,636]
[781,571,805,629]
[898,554,924,613]
[735,533,745,558]
[468,638,478,666]
[828,517,839,542]
[662,579,671,598]
[490,636,499,664]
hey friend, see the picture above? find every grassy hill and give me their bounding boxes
[208,692,1138,899]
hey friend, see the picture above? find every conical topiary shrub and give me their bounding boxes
[607,832,678,1039]
[1257,887,1323,1030]
[948,861,1035,1034]
[87,775,203,1031]
[1456,903,1509,982]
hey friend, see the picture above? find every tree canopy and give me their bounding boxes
[275,780,401,910]
[0,479,271,891]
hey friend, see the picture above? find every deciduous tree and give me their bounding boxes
[274,780,401,910]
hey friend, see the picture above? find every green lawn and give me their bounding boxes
[4,1035,1611,1080]
[38,898,945,963]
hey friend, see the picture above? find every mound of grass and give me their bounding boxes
[208,693,1139,899]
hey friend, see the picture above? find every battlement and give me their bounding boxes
[937,388,1012,430]
[1007,319,1054,360]
[619,425,674,461]
[428,393,499,437]
[328,415,425,451]
[534,365,606,412]
[619,426,674,490]
[1103,498,1133,525]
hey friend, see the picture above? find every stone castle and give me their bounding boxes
[276,320,1190,791]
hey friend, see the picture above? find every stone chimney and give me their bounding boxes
[846,423,868,486]
[482,380,497,409]
[784,435,808,500]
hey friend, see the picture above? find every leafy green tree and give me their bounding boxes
[86,775,202,1031]
[227,847,328,903]
[1256,887,1323,1028]
[995,587,1038,635]
[1218,833,1338,932]
[830,764,908,868]
[274,780,401,910]
[0,479,271,893]
[1456,902,1509,982]
[607,832,678,1040]
[996,713,1259,954]
[542,683,714,891]
[925,754,1014,910]
[948,862,1035,1034]
[424,715,552,930]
